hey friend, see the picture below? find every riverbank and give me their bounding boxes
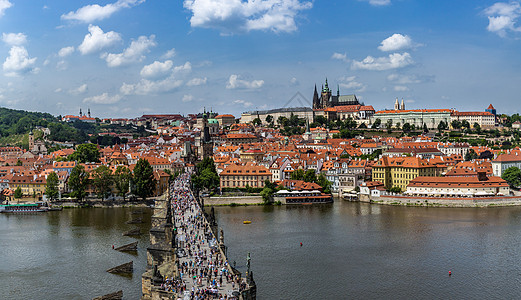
[365,195,521,208]
[204,195,264,206]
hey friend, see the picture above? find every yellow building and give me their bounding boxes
[9,175,47,198]
[372,156,438,191]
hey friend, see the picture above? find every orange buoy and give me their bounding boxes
[448,271,452,276]
[300,242,303,247]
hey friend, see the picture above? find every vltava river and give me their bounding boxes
[0,207,151,300]
[215,201,521,299]
[3,202,521,299]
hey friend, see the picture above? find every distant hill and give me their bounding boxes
[0,107,57,137]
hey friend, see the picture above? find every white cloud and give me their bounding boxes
[140,60,173,78]
[182,94,194,102]
[233,99,253,107]
[2,33,27,46]
[363,0,391,6]
[352,52,413,71]
[102,35,156,67]
[226,74,264,89]
[55,88,63,93]
[183,0,312,34]
[338,76,366,92]
[393,85,409,92]
[120,76,183,96]
[83,93,122,104]
[186,77,207,86]
[56,60,68,71]
[162,48,176,59]
[484,2,521,37]
[78,25,122,55]
[61,0,145,23]
[378,34,413,51]
[173,61,192,73]
[70,83,88,95]
[58,46,75,57]
[331,52,349,63]
[290,77,299,85]
[3,46,37,77]
[0,0,12,17]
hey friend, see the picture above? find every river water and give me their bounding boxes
[214,201,521,299]
[3,202,521,299]
[0,207,151,300]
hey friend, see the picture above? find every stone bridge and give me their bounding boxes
[142,173,256,300]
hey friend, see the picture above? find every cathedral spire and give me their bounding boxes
[394,97,399,110]
[313,84,319,109]
[400,98,405,110]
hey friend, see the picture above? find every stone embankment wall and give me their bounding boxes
[369,195,521,207]
[205,196,263,206]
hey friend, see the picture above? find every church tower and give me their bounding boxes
[394,98,399,110]
[28,131,34,152]
[200,110,214,160]
[320,78,332,108]
[400,98,405,110]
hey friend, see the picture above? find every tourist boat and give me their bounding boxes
[243,220,252,224]
[0,203,47,213]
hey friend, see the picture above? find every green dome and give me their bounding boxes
[208,119,219,124]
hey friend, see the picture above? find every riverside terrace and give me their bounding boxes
[141,173,256,300]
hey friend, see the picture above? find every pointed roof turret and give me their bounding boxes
[394,97,399,110]
[400,98,405,110]
[337,84,340,97]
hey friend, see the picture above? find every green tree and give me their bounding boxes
[395,122,401,130]
[385,119,393,130]
[16,159,22,166]
[402,122,412,133]
[316,173,332,194]
[423,123,429,133]
[14,186,22,199]
[461,120,470,129]
[502,166,521,188]
[69,143,100,163]
[389,186,402,194]
[464,149,478,161]
[265,115,273,124]
[437,120,448,132]
[252,118,261,126]
[473,122,481,133]
[343,117,357,130]
[132,158,157,200]
[92,165,113,200]
[278,116,289,127]
[372,118,381,129]
[451,120,462,130]
[45,172,59,201]
[193,157,219,191]
[69,165,90,201]
[303,169,317,183]
[260,179,279,204]
[290,169,305,180]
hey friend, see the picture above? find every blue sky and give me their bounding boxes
[0,0,520,118]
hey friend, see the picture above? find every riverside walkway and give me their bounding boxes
[169,173,255,300]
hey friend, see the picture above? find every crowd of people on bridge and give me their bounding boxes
[163,173,246,300]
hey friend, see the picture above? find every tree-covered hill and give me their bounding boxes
[0,107,57,136]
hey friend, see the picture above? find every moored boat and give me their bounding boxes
[0,203,46,213]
